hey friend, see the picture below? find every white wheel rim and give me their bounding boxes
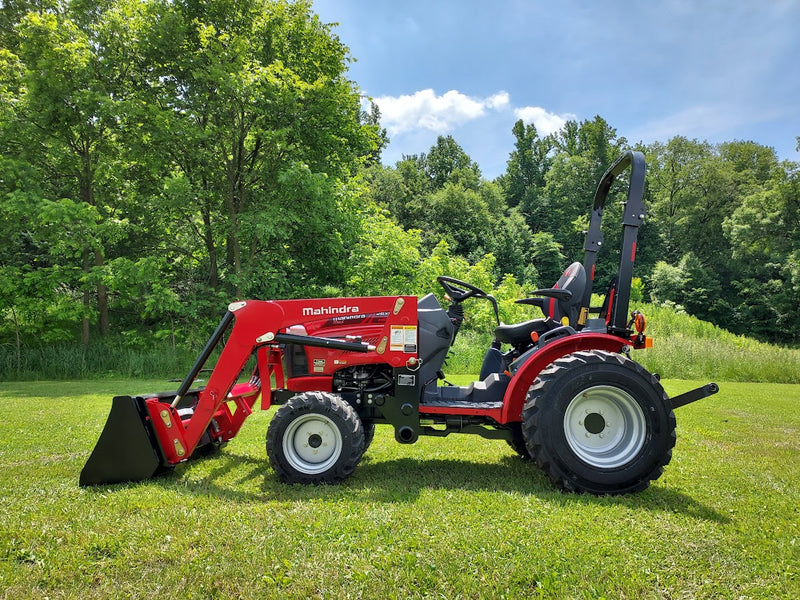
[282,413,343,474]
[563,385,646,468]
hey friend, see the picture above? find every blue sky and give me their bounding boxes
[313,0,800,179]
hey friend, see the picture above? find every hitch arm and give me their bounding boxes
[670,382,720,409]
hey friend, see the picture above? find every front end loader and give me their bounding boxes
[81,151,719,494]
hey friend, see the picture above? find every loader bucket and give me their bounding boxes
[80,395,165,486]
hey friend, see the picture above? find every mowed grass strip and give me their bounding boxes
[0,378,798,599]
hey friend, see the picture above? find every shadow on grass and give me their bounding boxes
[145,449,729,524]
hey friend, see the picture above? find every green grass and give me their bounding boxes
[1,378,798,599]
[0,339,199,381]
[636,304,800,383]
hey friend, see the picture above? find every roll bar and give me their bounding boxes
[580,150,647,336]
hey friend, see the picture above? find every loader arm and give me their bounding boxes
[181,301,285,451]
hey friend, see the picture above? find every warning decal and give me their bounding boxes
[390,325,417,353]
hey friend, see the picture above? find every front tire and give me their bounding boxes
[522,350,676,494]
[267,392,365,484]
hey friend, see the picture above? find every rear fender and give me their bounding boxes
[500,333,628,424]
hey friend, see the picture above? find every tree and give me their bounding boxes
[646,137,713,263]
[365,160,427,232]
[487,208,537,285]
[554,115,625,181]
[648,261,685,308]
[0,0,379,349]
[424,183,492,259]
[344,208,421,296]
[9,9,131,343]
[722,158,800,339]
[539,153,596,253]
[500,119,553,209]
[124,0,378,299]
[361,101,389,166]
[529,232,565,286]
[421,135,482,190]
[644,138,735,324]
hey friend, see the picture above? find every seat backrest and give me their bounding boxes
[544,262,586,325]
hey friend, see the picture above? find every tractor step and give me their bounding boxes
[420,399,504,411]
[421,372,510,409]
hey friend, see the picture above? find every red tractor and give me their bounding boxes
[81,151,718,494]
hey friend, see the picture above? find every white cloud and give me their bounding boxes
[374,89,510,135]
[513,106,577,136]
[485,91,511,110]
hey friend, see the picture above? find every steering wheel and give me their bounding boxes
[437,276,490,302]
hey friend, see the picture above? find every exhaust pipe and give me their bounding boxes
[79,395,165,486]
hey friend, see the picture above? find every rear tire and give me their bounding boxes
[522,350,676,494]
[506,423,531,459]
[267,392,365,484]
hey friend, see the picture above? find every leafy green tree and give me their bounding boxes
[529,231,566,286]
[507,117,626,280]
[648,261,686,308]
[424,183,492,258]
[1,0,379,350]
[124,0,378,299]
[421,135,482,190]
[500,119,553,209]
[363,161,427,232]
[382,137,516,270]
[8,9,132,343]
[539,153,596,256]
[361,101,389,166]
[646,137,713,263]
[554,115,625,180]
[644,138,736,325]
[486,208,537,285]
[344,208,421,296]
[722,157,800,339]
[677,252,722,319]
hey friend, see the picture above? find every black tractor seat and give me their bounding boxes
[494,262,588,348]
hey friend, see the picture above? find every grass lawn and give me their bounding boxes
[0,377,798,599]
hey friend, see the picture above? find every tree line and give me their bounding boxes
[1,0,799,364]
[366,125,800,344]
